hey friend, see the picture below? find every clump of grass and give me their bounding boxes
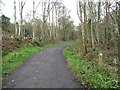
[63,47,119,88]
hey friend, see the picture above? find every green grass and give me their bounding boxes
[63,47,119,88]
[2,42,64,77]
[2,46,42,77]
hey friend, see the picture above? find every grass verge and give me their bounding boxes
[2,46,42,77]
[63,47,119,88]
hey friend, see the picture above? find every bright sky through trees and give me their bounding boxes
[1,0,117,26]
[2,0,79,26]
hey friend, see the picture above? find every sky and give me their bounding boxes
[1,0,80,26]
[1,0,116,26]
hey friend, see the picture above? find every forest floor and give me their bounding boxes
[63,40,119,88]
[3,43,81,88]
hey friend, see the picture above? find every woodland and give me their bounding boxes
[1,0,120,88]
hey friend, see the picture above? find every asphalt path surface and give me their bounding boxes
[3,43,80,88]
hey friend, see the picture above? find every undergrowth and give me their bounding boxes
[63,43,119,88]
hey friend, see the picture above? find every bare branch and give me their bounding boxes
[21,0,26,9]
[35,1,42,11]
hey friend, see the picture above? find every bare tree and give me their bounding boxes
[51,0,54,40]
[54,0,59,39]
[96,0,101,45]
[18,0,26,38]
[88,0,95,48]
[32,0,35,41]
[77,0,87,54]
[105,0,110,49]
[41,0,54,43]
[32,0,41,41]
[48,0,52,40]
[14,0,18,38]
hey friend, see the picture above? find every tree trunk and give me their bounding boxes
[105,1,110,49]
[96,1,101,45]
[18,0,26,38]
[83,1,88,53]
[51,2,54,40]
[48,0,51,40]
[14,0,18,38]
[55,4,58,39]
[41,0,45,43]
[96,21,99,45]
[118,2,120,35]
[32,0,35,41]
[91,18,95,48]
[79,1,87,54]
[89,1,95,48]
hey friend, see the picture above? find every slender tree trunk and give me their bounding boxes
[96,21,99,45]
[83,1,88,53]
[96,0,101,45]
[118,2,120,35]
[18,0,26,38]
[41,0,45,43]
[20,9,23,37]
[32,0,35,41]
[89,1,95,48]
[18,19,21,37]
[51,2,54,40]
[58,4,61,39]
[91,18,95,48]
[14,0,18,38]
[48,0,52,40]
[55,4,58,39]
[79,1,87,54]
[105,1,110,49]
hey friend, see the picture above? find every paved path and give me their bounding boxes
[3,44,80,88]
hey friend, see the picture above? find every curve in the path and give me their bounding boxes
[3,44,80,88]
